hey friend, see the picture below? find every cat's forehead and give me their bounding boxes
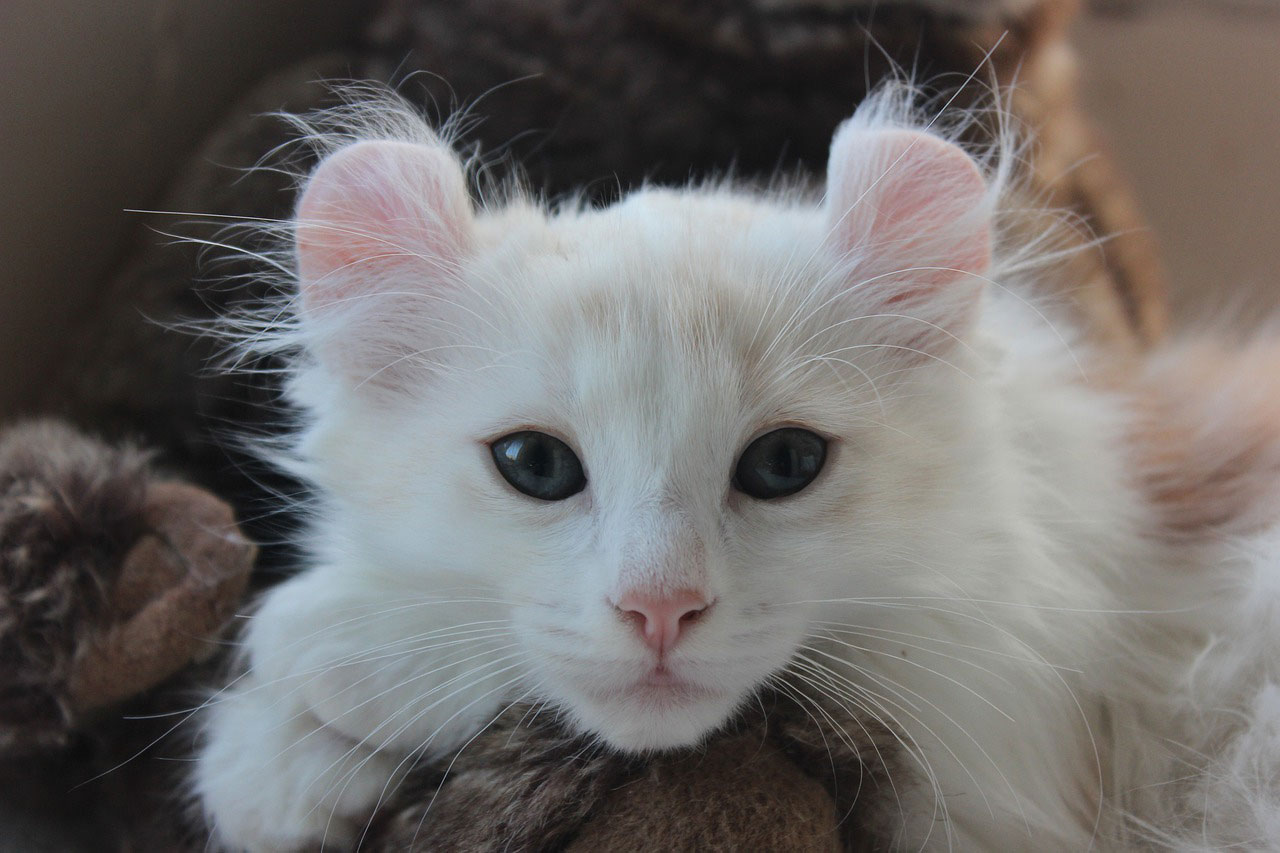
[530,267,759,461]
[471,191,842,462]
[483,188,820,294]
[528,197,809,382]
[489,189,825,355]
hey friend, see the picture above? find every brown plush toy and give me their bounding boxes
[0,419,254,754]
[366,689,893,852]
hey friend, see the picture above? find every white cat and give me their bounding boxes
[193,85,1280,850]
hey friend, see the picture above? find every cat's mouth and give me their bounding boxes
[566,658,728,712]
[540,653,771,752]
[639,663,685,687]
[570,676,741,752]
[622,666,718,702]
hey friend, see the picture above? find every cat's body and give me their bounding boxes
[193,88,1280,850]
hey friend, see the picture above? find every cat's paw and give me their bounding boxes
[194,679,402,852]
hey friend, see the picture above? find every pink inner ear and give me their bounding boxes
[295,140,471,312]
[827,127,991,291]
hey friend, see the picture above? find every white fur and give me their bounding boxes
[193,86,1280,850]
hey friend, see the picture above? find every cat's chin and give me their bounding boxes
[566,682,745,753]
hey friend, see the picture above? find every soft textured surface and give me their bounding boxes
[0,420,150,752]
[566,734,842,853]
[366,688,893,852]
[0,420,254,754]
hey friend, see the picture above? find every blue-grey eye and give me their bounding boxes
[491,431,586,501]
[734,428,827,500]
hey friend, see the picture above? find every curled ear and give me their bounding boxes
[823,125,992,358]
[294,139,473,388]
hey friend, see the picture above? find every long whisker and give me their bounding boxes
[813,619,1081,673]
[770,673,902,828]
[789,654,958,850]
[268,640,523,759]
[784,660,949,849]
[307,655,530,835]
[813,630,1017,717]
[401,679,548,848]
[797,645,1010,825]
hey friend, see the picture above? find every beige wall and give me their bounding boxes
[0,0,362,415]
[1076,3,1280,326]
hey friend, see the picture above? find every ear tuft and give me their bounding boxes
[293,140,473,386]
[296,140,472,309]
[826,126,991,291]
[820,126,993,364]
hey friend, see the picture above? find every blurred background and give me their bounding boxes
[1076,1,1280,323]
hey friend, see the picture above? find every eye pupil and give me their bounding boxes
[492,431,586,501]
[766,444,799,478]
[734,428,827,500]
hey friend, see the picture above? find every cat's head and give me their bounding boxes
[286,93,997,752]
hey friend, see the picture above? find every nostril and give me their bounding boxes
[679,600,711,625]
[615,603,647,627]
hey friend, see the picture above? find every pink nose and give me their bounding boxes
[614,589,712,654]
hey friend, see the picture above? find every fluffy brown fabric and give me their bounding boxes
[369,711,641,852]
[366,689,898,852]
[567,733,843,853]
[0,420,254,754]
[0,420,149,752]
